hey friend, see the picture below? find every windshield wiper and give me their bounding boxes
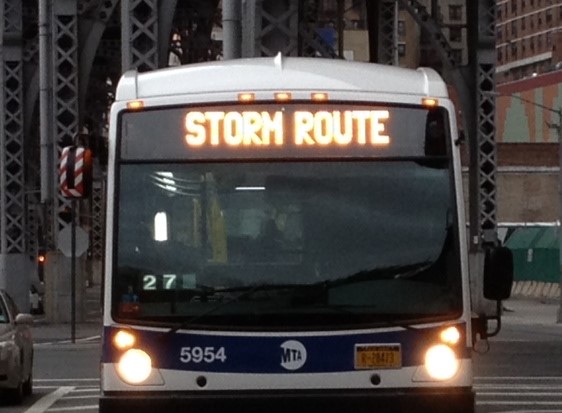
[324,261,433,289]
[165,283,310,335]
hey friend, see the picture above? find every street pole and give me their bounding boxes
[222,0,241,59]
[556,108,562,323]
[71,199,76,343]
[39,0,52,202]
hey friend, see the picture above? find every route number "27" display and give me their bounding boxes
[180,346,227,363]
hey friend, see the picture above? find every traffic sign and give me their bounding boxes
[57,226,89,257]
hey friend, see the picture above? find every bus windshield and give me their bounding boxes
[113,160,462,329]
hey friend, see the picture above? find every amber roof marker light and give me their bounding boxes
[274,92,292,102]
[238,93,255,103]
[311,92,329,102]
[422,98,439,107]
[126,100,144,110]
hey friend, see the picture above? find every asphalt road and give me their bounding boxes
[473,300,562,413]
[5,297,562,413]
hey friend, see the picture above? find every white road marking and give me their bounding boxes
[23,386,74,413]
[40,336,101,345]
[477,391,562,397]
[47,406,98,412]
[492,411,562,413]
[475,375,562,411]
[476,385,562,390]
[34,378,99,382]
[63,395,99,400]
[475,376,562,380]
[476,401,562,406]
[34,342,100,349]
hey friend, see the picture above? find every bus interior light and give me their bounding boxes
[113,330,136,350]
[422,98,439,107]
[238,93,255,103]
[311,92,329,101]
[235,186,266,191]
[127,100,145,110]
[274,92,292,102]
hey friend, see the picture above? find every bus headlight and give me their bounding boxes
[424,344,459,380]
[439,326,461,345]
[116,349,152,384]
[113,330,136,350]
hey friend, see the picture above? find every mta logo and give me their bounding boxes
[280,340,307,370]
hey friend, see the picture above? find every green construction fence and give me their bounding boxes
[503,226,560,283]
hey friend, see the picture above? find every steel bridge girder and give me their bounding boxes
[1,0,26,254]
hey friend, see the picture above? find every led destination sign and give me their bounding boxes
[120,103,446,160]
[184,110,390,147]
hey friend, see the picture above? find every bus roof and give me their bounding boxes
[115,54,449,101]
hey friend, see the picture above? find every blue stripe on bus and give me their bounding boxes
[102,324,469,373]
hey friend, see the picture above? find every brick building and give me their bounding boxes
[492,71,562,223]
[496,0,562,84]
[316,1,560,224]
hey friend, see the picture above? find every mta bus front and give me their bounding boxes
[100,99,474,413]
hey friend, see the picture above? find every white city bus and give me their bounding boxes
[99,54,512,413]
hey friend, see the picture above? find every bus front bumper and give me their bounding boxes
[99,387,475,413]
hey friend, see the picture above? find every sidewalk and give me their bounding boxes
[502,297,562,326]
[32,320,102,344]
[31,284,103,344]
[29,288,562,343]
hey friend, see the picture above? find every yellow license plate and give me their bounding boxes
[354,344,402,369]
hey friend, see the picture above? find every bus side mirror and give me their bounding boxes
[483,246,514,301]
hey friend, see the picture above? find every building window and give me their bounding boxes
[521,17,526,30]
[546,8,552,24]
[449,5,462,21]
[530,37,535,51]
[511,41,517,57]
[530,14,534,28]
[398,43,406,57]
[497,26,503,41]
[511,20,517,36]
[547,32,552,47]
[498,48,503,62]
[450,27,462,42]
[511,0,517,13]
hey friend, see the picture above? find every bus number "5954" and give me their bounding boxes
[180,347,227,363]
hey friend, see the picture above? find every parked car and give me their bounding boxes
[0,289,33,404]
